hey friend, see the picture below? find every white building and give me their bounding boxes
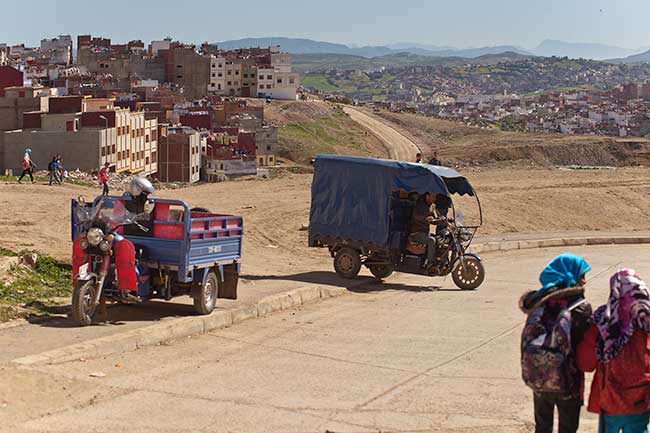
[209,56,226,94]
[150,40,171,56]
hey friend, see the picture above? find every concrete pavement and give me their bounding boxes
[5,244,649,433]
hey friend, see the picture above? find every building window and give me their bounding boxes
[266,84,271,89]
[243,73,248,78]
[218,84,222,90]
[146,156,150,164]
[235,70,239,75]
[277,78,282,84]
[259,84,264,89]
[218,63,222,68]
[227,71,231,76]
[211,83,215,87]
[267,75,272,80]
[218,73,222,77]
[112,144,115,153]
[227,81,232,86]
[289,78,295,84]
[101,146,106,156]
[177,75,183,79]
[212,73,216,77]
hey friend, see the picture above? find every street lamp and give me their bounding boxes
[99,115,109,167]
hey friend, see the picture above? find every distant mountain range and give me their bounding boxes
[215,37,650,62]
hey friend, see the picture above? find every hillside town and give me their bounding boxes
[0,35,301,181]
[304,57,650,137]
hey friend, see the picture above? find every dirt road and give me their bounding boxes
[6,244,646,432]
[343,106,421,161]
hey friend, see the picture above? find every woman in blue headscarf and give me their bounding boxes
[519,253,593,433]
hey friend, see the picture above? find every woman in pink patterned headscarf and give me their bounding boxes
[577,268,650,433]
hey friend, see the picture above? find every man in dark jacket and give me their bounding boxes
[520,253,593,433]
[409,193,448,268]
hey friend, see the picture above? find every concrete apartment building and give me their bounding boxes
[40,35,73,66]
[255,125,278,166]
[208,47,299,100]
[157,126,200,183]
[0,95,158,175]
[0,86,49,131]
[159,45,210,100]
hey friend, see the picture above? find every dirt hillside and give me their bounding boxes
[3,167,650,269]
[368,109,650,167]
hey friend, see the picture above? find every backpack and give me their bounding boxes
[521,298,586,393]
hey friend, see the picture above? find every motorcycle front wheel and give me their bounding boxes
[72,279,98,326]
[452,256,485,290]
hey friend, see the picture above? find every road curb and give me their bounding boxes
[11,284,355,367]
[10,235,650,366]
[471,236,650,255]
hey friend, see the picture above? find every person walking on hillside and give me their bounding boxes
[520,253,593,433]
[48,156,61,185]
[428,151,442,166]
[577,268,650,433]
[99,162,110,195]
[17,149,36,184]
[55,154,64,183]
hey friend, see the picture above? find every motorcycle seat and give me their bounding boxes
[406,235,427,255]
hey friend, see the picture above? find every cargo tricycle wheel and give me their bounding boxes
[368,264,394,279]
[72,279,97,327]
[193,271,218,315]
[452,256,485,290]
[334,247,361,279]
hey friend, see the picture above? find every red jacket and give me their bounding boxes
[577,324,650,415]
[98,169,109,184]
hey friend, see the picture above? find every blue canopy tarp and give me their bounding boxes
[308,155,475,247]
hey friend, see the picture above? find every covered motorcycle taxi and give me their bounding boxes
[308,155,485,290]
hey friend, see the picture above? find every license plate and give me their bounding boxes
[78,263,89,278]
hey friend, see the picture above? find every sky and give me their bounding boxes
[3,0,650,49]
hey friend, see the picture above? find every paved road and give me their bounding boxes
[6,244,649,433]
[343,106,420,161]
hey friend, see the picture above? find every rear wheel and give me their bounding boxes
[334,247,361,279]
[193,271,218,315]
[368,264,394,279]
[452,256,485,290]
[72,279,98,326]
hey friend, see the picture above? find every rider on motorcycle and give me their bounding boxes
[409,192,449,269]
[72,177,155,304]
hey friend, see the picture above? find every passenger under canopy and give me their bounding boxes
[309,155,479,248]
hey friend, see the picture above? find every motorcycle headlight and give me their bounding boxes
[79,238,89,250]
[460,231,473,242]
[87,228,104,246]
[99,240,111,252]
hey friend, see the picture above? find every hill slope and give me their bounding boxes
[364,109,650,167]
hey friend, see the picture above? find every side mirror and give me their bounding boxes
[77,195,86,206]
[144,199,155,214]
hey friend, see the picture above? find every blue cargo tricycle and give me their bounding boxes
[71,195,243,325]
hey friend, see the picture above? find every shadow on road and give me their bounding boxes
[241,271,449,293]
[27,300,196,328]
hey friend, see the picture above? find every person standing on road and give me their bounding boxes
[17,149,36,184]
[577,268,650,433]
[47,156,61,185]
[415,153,422,163]
[520,253,593,433]
[99,162,110,195]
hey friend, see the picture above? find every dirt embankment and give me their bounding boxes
[261,100,389,164]
[370,110,650,167]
